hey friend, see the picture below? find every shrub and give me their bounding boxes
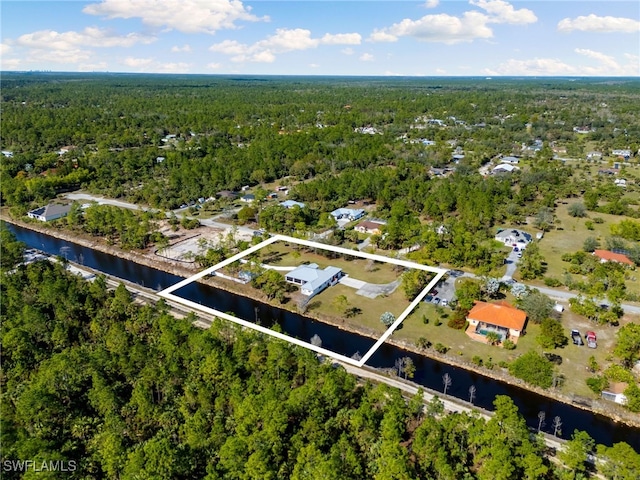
[585,220,594,231]
[586,376,608,394]
[434,343,449,354]
[543,277,562,287]
[434,318,442,327]
[380,311,395,327]
[509,351,554,388]
[593,217,604,224]
[416,337,431,349]
[447,315,467,330]
[422,315,429,324]
[503,339,516,350]
[498,361,510,369]
[568,202,587,218]
[472,356,483,367]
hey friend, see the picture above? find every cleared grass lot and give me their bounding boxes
[259,243,402,284]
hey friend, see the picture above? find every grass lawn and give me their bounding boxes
[259,243,405,284]
[533,200,640,297]
[309,283,411,336]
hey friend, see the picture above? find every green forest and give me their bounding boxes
[2,74,639,277]
[2,73,640,476]
[2,230,639,479]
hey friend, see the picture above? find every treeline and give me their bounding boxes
[1,239,639,478]
[1,74,638,211]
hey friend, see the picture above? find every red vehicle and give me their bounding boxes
[586,331,597,349]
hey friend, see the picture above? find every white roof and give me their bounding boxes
[281,200,305,209]
[287,264,342,292]
[493,164,516,172]
[331,208,364,217]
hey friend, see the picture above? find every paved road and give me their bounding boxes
[456,271,640,315]
[501,248,521,280]
[65,193,146,211]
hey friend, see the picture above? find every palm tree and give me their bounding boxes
[485,331,502,346]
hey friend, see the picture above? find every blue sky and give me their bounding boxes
[1,1,638,75]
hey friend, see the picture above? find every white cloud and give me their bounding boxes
[321,33,361,45]
[171,44,192,53]
[83,0,268,35]
[247,50,276,63]
[257,28,319,52]
[370,1,536,44]
[309,63,319,68]
[210,27,361,63]
[485,58,578,76]
[558,14,640,33]
[0,43,10,55]
[28,48,92,64]
[17,27,155,50]
[207,62,222,69]
[123,57,154,68]
[369,30,399,43]
[370,11,494,44]
[209,39,247,55]
[120,56,191,72]
[341,47,355,55]
[1,58,22,70]
[423,0,439,8]
[486,50,637,76]
[469,0,537,25]
[360,53,374,62]
[436,68,446,74]
[575,48,619,70]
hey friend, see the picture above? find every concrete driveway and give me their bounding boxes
[501,249,521,281]
[339,276,367,289]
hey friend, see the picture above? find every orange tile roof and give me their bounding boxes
[467,301,527,331]
[593,250,634,266]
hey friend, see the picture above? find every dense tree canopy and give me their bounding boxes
[3,257,639,478]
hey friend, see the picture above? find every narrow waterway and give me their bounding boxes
[8,224,639,450]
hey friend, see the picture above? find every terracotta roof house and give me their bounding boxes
[27,204,72,222]
[593,250,634,267]
[465,301,527,344]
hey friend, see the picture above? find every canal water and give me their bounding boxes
[8,224,639,450]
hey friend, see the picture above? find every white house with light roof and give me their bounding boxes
[285,263,342,296]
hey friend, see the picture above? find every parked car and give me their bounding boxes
[424,295,433,303]
[513,247,519,252]
[441,299,449,307]
[586,331,597,349]
[571,330,584,346]
[430,289,439,295]
[432,297,441,305]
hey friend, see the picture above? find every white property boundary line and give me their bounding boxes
[159,234,447,368]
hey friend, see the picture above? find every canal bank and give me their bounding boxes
[3,217,640,448]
